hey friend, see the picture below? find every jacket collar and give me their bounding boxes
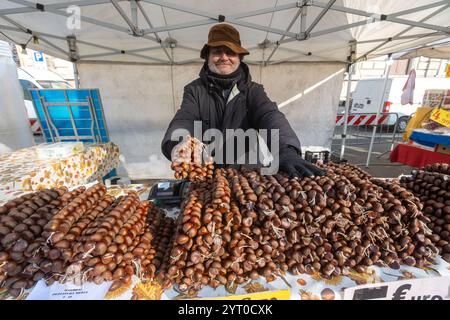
[199,61,252,92]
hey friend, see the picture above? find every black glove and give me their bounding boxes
[279,146,325,178]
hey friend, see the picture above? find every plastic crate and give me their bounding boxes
[30,89,110,143]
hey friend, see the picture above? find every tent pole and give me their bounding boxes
[130,0,138,27]
[304,0,336,38]
[300,1,307,35]
[339,40,356,161]
[73,62,80,88]
[356,3,450,61]
[340,63,353,161]
[310,0,450,33]
[366,54,392,167]
[265,8,302,64]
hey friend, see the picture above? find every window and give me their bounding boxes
[19,79,38,100]
[414,57,446,77]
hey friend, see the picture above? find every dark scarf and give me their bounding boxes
[200,62,247,126]
[203,63,244,91]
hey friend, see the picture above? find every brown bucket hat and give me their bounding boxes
[200,24,249,59]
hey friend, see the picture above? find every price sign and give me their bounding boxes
[203,289,290,300]
[49,282,112,300]
[343,277,449,300]
[27,280,112,300]
[430,107,450,127]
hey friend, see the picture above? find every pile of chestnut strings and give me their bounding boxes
[166,162,441,292]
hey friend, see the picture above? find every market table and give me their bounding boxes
[390,143,450,168]
[106,250,450,301]
[1,182,449,301]
[0,183,446,300]
[0,142,120,205]
[117,259,450,300]
[409,129,450,148]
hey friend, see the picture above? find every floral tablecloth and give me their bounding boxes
[0,142,119,205]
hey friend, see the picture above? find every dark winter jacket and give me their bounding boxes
[161,62,301,164]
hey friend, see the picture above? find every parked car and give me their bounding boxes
[17,67,72,135]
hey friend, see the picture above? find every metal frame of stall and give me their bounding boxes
[0,1,449,66]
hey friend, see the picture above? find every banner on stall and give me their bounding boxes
[343,276,449,300]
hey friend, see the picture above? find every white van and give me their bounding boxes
[17,67,72,134]
[346,77,450,132]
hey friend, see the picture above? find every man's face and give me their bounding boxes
[208,46,240,75]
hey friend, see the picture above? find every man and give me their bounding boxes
[161,24,323,177]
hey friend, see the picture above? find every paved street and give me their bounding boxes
[331,126,414,178]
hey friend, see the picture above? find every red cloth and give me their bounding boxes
[390,144,450,167]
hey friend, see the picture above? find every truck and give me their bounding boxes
[340,76,450,132]
[17,67,72,134]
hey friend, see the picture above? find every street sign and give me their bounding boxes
[33,51,44,62]
[32,50,47,70]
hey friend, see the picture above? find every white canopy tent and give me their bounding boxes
[0,0,449,65]
[1,1,449,178]
[399,42,450,59]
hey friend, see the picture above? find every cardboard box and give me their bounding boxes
[435,144,450,155]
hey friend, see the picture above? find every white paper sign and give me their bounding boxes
[27,280,112,300]
[343,276,449,300]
